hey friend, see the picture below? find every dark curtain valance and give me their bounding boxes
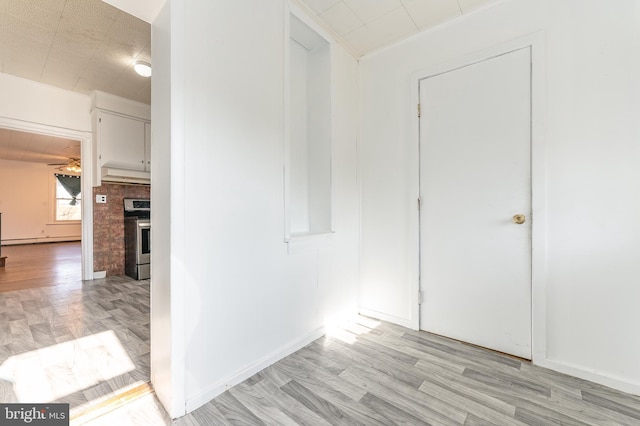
[55,174,81,206]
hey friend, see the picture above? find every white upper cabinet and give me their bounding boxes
[98,111,147,171]
[91,91,151,185]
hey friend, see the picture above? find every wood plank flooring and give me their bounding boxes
[71,382,157,425]
[0,241,81,292]
[3,245,640,425]
[176,317,640,425]
[0,275,152,420]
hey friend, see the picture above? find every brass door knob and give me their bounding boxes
[512,214,526,224]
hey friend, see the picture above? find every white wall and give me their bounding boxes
[288,35,332,236]
[0,73,91,132]
[0,159,81,243]
[150,0,185,417]
[359,0,640,395]
[306,44,332,234]
[289,40,310,233]
[152,0,359,416]
[0,72,93,278]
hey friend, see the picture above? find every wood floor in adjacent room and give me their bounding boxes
[0,241,81,292]
[175,317,640,426]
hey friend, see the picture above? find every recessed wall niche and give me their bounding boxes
[286,13,332,239]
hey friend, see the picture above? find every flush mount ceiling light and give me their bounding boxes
[134,61,152,77]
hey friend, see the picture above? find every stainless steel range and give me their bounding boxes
[124,198,150,280]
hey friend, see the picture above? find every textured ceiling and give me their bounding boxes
[0,0,495,165]
[0,0,497,107]
[0,0,151,105]
[297,0,496,56]
[0,0,150,165]
[0,128,80,165]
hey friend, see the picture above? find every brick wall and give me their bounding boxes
[93,183,150,276]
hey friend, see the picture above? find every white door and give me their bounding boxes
[419,47,532,359]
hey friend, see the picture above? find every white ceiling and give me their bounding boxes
[297,0,497,56]
[0,0,151,105]
[0,0,495,165]
[0,0,150,165]
[0,128,80,165]
[99,0,163,24]
[0,0,498,108]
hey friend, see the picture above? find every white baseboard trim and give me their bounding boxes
[185,326,326,413]
[2,237,81,246]
[93,271,107,279]
[537,358,640,397]
[358,307,414,329]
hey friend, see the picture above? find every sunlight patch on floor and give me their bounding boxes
[0,330,135,403]
[324,314,382,345]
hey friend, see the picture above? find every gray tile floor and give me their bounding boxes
[0,276,152,418]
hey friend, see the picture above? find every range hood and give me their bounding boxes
[101,167,150,185]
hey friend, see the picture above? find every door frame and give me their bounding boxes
[0,116,94,281]
[409,32,547,362]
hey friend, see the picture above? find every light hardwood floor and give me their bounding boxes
[0,241,82,292]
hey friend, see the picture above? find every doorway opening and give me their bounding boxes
[0,117,93,285]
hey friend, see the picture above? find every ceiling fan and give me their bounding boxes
[48,158,81,173]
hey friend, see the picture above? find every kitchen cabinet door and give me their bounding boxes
[99,111,146,171]
[144,122,151,171]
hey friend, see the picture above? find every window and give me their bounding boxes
[55,174,81,221]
